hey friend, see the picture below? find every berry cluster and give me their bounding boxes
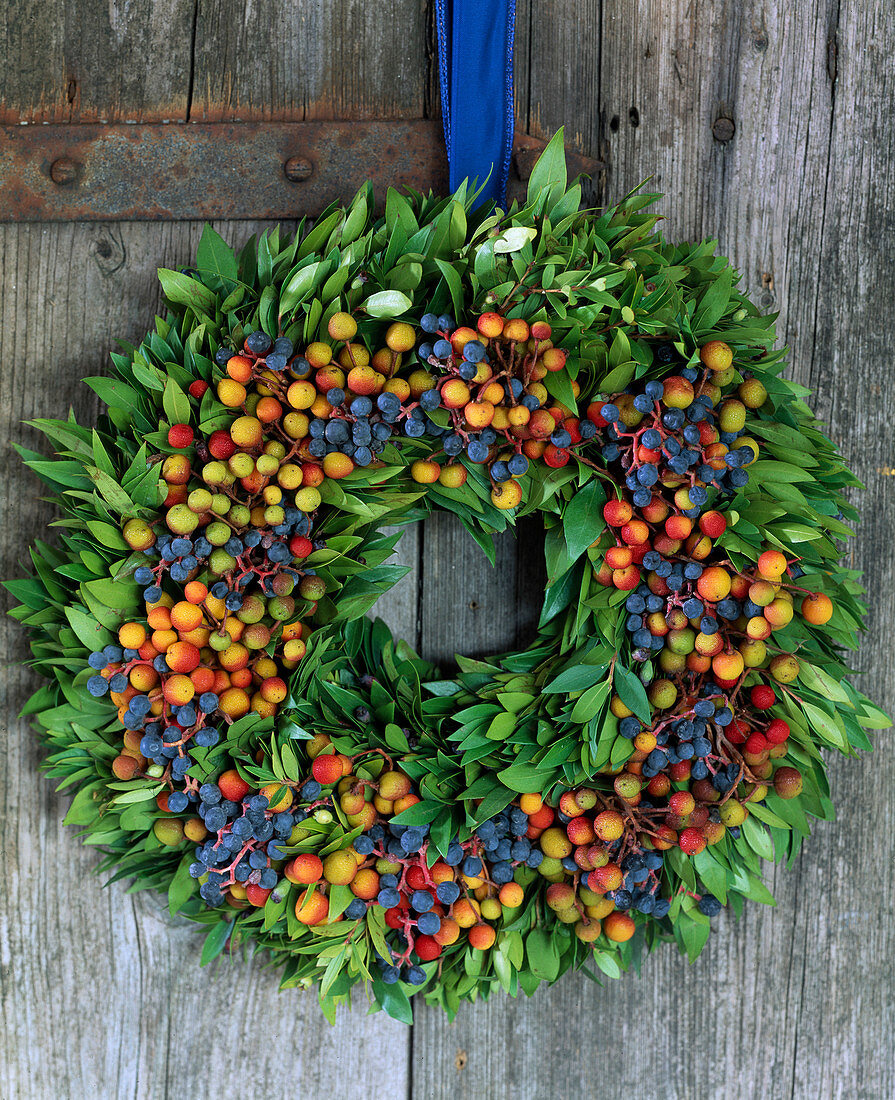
[580,341,828,865]
[406,312,596,507]
[144,730,654,976]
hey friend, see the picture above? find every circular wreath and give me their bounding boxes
[13,134,886,1024]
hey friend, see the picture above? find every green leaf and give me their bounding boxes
[800,700,848,751]
[527,128,567,208]
[197,224,238,282]
[363,290,412,318]
[525,927,560,980]
[168,854,196,915]
[561,480,605,564]
[200,919,232,965]
[570,680,611,723]
[544,664,608,693]
[162,378,191,426]
[613,664,651,723]
[741,815,775,861]
[157,269,218,317]
[493,227,538,254]
[64,606,112,649]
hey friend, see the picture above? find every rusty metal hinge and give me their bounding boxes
[0,121,602,222]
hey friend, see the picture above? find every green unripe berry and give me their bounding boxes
[718,399,747,433]
[153,819,184,846]
[209,549,237,575]
[236,595,265,624]
[647,678,677,710]
[555,906,580,924]
[739,378,768,409]
[666,627,696,655]
[188,488,213,513]
[256,454,279,477]
[205,521,231,546]
[299,575,327,601]
[202,460,228,486]
[268,595,296,621]
[208,631,232,652]
[229,504,251,526]
[211,493,231,515]
[123,518,156,550]
[166,504,200,535]
[659,649,687,674]
[270,573,295,597]
[242,623,271,650]
[228,452,254,478]
[264,505,285,526]
[770,653,800,683]
[719,800,747,827]
[537,856,564,879]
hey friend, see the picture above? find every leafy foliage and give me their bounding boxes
[9,129,887,1023]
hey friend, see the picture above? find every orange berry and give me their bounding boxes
[285,853,323,884]
[603,912,636,942]
[468,923,496,950]
[294,889,329,926]
[801,591,833,625]
[758,550,787,579]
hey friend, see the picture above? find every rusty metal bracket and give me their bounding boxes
[0,121,602,222]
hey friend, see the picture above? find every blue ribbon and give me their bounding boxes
[435,0,517,207]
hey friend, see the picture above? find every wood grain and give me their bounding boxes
[0,0,428,1095]
[411,3,895,1099]
[2,1,894,1098]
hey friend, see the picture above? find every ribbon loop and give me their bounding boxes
[435,0,516,207]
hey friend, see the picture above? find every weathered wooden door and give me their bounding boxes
[2,2,893,1098]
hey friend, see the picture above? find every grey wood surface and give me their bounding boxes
[1,2,893,1099]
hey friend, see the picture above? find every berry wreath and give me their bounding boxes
[11,132,888,1024]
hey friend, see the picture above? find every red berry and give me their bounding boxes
[699,510,727,539]
[669,760,692,782]
[167,423,194,449]
[543,444,570,468]
[562,417,582,445]
[750,684,776,710]
[678,827,706,855]
[725,720,749,745]
[668,791,695,816]
[745,732,769,754]
[766,718,791,744]
[208,429,237,460]
[406,866,428,891]
[312,754,345,785]
[414,935,442,961]
[218,768,251,802]
[384,906,405,930]
[188,380,209,399]
[245,884,272,907]
[289,535,314,558]
[586,401,609,427]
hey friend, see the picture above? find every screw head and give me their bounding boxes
[712,117,736,143]
[284,157,314,182]
[50,157,78,185]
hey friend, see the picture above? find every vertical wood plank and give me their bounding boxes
[411,3,895,1099]
[0,0,196,123]
[0,0,429,1094]
[1,219,412,1100]
[192,0,428,121]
